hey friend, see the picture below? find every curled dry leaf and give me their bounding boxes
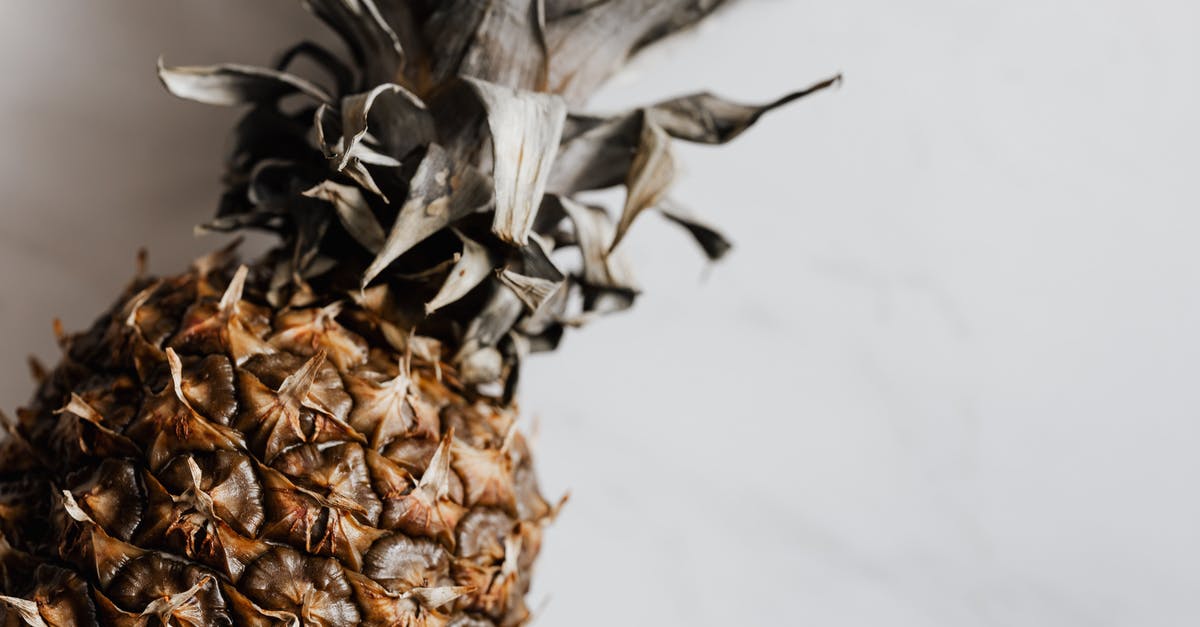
[300,0,407,86]
[362,144,493,287]
[274,40,355,96]
[548,112,642,194]
[302,181,386,253]
[457,0,550,90]
[425,230,495,315]
[157,58,331,106]
[498,271,562,313]
[465,77,567,246]
[650,74,845,143]
[497,236,565,312]
[611,117,675,253]
[459,284,526,358]
[658,200,733,261]
[555,195,636,292]
[334,83,433,170]
[543,0,731,104]
[549,77,842,196]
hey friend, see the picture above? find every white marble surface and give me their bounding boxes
[1,1,1198,625]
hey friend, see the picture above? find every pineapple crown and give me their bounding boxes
[157,0,838,388]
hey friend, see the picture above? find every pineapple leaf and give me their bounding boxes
[157,58,331,106]
[542,0,730,103]
[464,77,567,246]
[611,116,675,253]
[425,230,496,315]
[299,0,407,86]
[333,83,432,170]
[548,112,643,194]
[498,237,565,312]
[554,195,636,292]
[649,74,844,143]
[303,181,386,253]
[456,0,550,91]
[274,40,355,96]
[362,144,493,287]
[461,285,525,353]
[658,200,733,261]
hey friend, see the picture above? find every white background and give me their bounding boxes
[1,1,1198,625]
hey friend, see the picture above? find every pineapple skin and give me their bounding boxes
[0,259,553,626]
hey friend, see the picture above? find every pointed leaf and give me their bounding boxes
[498,235,565,312]
[547,78,839,194]
[461,282,525,351]
[300,0,407,85]
[548,111,641,194]
[362,144,493,286]
[555,195,636,290]
[465,77,567,245]
[650,74,843,144]
[303,181,386,253]
[335,83,433,170]
[543,0,728,104]
[274,40,355,96]
[658,200,732,260]
[420,2,490,87]
[158,58,331,106]
[458,0,549,90]
[499,270,562,312]
[342,159,389,200]
[611,117,675,252]
[425,230,496,314]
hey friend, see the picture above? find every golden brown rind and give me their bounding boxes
[0,262,552,627]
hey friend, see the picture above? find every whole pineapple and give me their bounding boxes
[0,1,836,625]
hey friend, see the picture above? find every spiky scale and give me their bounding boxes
[0,266,553,625]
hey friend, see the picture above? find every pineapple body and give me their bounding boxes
[0,260,551,626]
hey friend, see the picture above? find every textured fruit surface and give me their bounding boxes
[0,258,553,626]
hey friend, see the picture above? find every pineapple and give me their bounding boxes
[0,1,836,625]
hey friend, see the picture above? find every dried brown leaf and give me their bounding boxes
[650,74,843,143]
[544,0,728,104]
[362,144,493,286]
[300,0,407,86]
[458,0,549,90]
[548,112,641,194]
[302,181,386,253]
[157,58,331,106]
[465,77,567,246]
[335,84,433,170]
[658,200,732,260]
[425,230,496,315]
[555,196,636,290]
[611,117,675,252]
